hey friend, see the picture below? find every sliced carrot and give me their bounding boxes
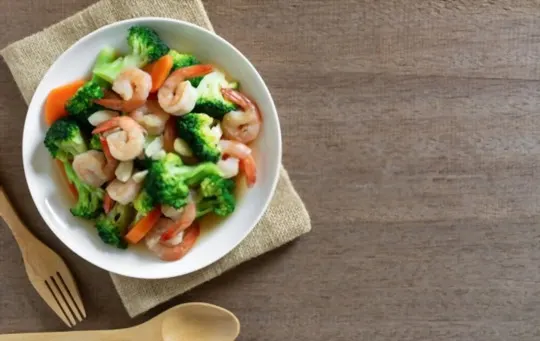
[163,116,177,153]
[124,206,161,244]
[45,80,86,126]
[103,192,114,214]
[147,54,173,93]
[55,160,78,199]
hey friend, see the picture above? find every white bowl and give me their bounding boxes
[22,17,281,279]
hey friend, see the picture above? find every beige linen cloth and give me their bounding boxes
[0,0,311,317]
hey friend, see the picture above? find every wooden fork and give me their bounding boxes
[0,187,86,327]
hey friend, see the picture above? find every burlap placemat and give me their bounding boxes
[1,0,311,317]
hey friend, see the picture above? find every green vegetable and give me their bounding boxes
[145,153,223,209]
[44,117,102,218]
[128,26,170,65]
[133,189,154,216]
[63,162,104,219]
[65,80,104,122]
[177,113,221,162]
[95,203,135,249]
[65,47,117,121]
[92,47,118,86]
[93,26,169,83]
[44,117,87,162]
[193,71,239,119]
[89,134,103,151]
[196,175,236,218]
[169,50,200,70]
[168,49,203,87]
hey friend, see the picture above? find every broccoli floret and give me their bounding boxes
[193,70,239,119]
[63,161,104,219]
[93,26,169,83]
[196,175,236,218]
[44,117,87,162]
[91,55,140,84]
[65,80,104,121]
[95,203,135,249]
[92,47,118,86]
[168,50,203,87]
[128,26,169,65]
[133,189,154,216]
[89,134,102,151]
[65,47,117,120]
[177,113,221,162]
[45,119,102,218]
[169,49,200,70]
[145,153,223,208]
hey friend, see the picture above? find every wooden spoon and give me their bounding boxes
[0,302,240,341]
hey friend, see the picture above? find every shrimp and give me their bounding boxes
[95,68,151,112]
[220,88,262,144]
[145,218,200,262]
[219,140,256,187]
[129,100,170,135]
[105,178,142,205]
[217,157,240,179]
[92,116,146,161]
[161,205,184,220]
[158,64,214,115]
[160,202,197,242]
[72,150,117,187]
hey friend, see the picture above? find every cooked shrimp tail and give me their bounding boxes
[174,64,213,78]
[221,88,256,112]
[159,222,200,261]
[241,154,257,187]
[219,139,257,186]
[92,116,146,161]
[158,64,214,116]
[160,202,196,242]
[72,150,117,187]
[145,219,200,261]
[95,98,146,113]
[94,67,151,112]
[220,89,261,144]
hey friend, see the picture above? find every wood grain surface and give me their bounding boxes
[2,0,540,340]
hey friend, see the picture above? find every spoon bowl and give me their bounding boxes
[161,303,240,341]
[0,303,240,341]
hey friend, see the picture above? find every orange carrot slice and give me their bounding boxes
[146,54,173,93]
[124,206,161,244]
[45,80,86,126]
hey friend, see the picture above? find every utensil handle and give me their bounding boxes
[0,329,127,341]
[0,187,38,247]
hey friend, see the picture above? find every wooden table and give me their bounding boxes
[2,1,540,340]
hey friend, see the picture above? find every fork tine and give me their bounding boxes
[32,281,73,327]
[45,279,77,327]
[51,274,83,323]
[56,270,86,318]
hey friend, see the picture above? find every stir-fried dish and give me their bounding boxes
[43,26,261,261]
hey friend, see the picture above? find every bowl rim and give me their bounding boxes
[22,16,282,279]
